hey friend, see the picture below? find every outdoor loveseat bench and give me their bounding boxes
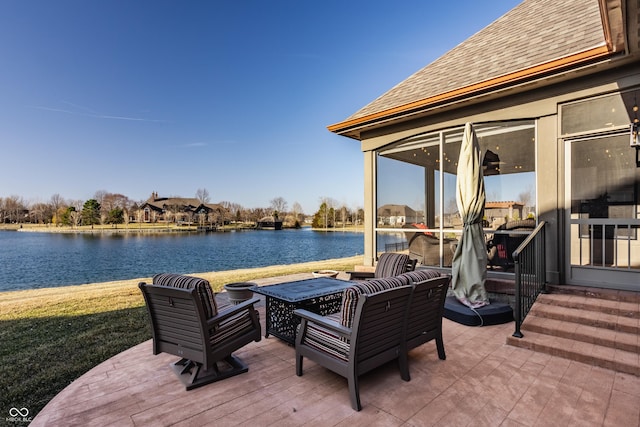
[294,269,450,410]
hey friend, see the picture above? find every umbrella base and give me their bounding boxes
[444,296,513,326]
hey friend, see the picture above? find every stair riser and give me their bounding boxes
[521,323,640,353]
[507,337,640,376]
[536,300,640,319]
[529,309,640,335]
[546,285,640,304]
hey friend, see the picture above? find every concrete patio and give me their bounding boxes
[32,273,640,426]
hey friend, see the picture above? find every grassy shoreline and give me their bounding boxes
[0,255,362,419]
[1,223,364,233]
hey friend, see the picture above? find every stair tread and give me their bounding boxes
[537,293,640,318]
[507,330,640,376]
[529,303,640,334]
[546,284,640,304]
[523,315,640,352]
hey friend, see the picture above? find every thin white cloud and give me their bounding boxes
[29,101,166,123]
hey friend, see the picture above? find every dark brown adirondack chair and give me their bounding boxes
[347,252,416,281]
[139,274,261,390]
[294,285,413,411]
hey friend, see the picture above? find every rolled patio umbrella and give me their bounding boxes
[451,122,489,308]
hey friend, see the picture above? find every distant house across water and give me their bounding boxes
[256,216,283,230]
[141,192,224,224]
[377,204,421,227]
[485,201,528,228]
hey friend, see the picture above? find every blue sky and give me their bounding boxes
[0,1,521,214]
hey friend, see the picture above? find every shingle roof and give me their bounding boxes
[377,204,417,217]
[146,197,201,210]
[144,196,221,212]
[330,0,610,134]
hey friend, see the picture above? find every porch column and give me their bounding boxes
[363,150,376,267]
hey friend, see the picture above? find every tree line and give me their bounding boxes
[0,191,363,229]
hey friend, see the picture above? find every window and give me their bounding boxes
[375,121,536,267]
[561,89,640,136]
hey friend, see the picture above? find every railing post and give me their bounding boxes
[511,221,546,338]
[513,255,523,338]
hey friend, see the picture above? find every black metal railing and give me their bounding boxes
[512,221,547,338]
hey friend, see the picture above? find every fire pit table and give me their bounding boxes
[250,277,351,345]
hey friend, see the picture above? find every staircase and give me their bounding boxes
[506,285,640,376]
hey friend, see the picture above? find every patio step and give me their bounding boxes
[485,277,515,295]
[506,288,640,376]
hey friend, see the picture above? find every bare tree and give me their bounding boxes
[518,185,534,208]
[291,202,303,225]
[196,188,210,204]
[317,196,338,230]
[96,193,131,223]
[446,197,458,227]
[354,206,364,228]
[69,210,81,228]
[222,202,243,225]
[270,197,288,219]
[29,202,53,224]
[3,195,26,223]
[250,207,269,223]
[50,194,65,225]
[94,190,108,207]
[339,205,349,228]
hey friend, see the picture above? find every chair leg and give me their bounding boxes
[398,351,410,382]
[295,353,303,376]
[436,334,446,360]
[348,373,362,411]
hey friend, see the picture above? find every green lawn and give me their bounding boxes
[0,256,361,418]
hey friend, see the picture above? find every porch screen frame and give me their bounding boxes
[374,120,537,268]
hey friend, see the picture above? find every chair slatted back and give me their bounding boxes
[152,273,218,318]
[351,285,412,371]
[139,283,210,365]
[405,276,449,350]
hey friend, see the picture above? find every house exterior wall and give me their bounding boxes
[358,63,640,287]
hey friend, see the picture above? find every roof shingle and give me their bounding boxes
[345,0,605,122]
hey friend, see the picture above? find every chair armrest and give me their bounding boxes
[346,271,375,280]
[207,297,260,327]
[294,308,351,338]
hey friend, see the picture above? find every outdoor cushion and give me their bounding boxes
[211,310,257,346]
[340,276,410,328]
[375,252,411,277]
[398,269,442,284]
[443,296,513,326]
[152,273,218,318]
[299,312,349,361]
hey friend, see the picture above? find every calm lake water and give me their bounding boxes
[0,228,364,292]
